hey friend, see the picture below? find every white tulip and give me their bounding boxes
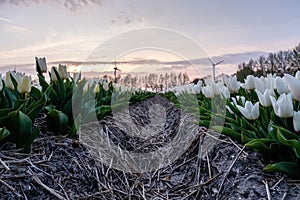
[202,86,214,98]
[17,75,32,94]
[83,79,94,94]
[232,96,246,106]
[244,75,255,90]
[5,71,14,90]
[223,75,240,93]
[50,67,58,82]
[293,111,300,132]
[58,64,69,79]
[236,101,260,120]
[274,77,289,94]
[270,93,294,118]
[103,83,109,91]
[285,73,300,101]
[35,57,47,73]
[256,89,272,107]
[295,71,300,80]
[193,81,202,94]
[73,72,81,82]
[220,86,230,99]
[93,84,100,93]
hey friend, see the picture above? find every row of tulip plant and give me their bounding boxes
[163,72,300,179]
[0,58,155,152]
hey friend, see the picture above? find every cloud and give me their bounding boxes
[0,0,103,10]
[2,25,31,33]
[0,16,12,23]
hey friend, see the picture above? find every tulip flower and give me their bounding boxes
[5,71,15,90]
[73,72,81,82]
[83,79,94,94]
[285,73,300,101]
[94,84,100,93]
[202,86,214,98]
[254,76,274,93]
[243,75,255,90]
[35,57,47,73]
[193,81,202,94]
[223,75,240,93]
[17,75,32,94]
[293,111,300,132]
[103,83,109,91]
[232,96,246,106]
[295,71,300,79]
[274,77,289,94]
[220,86,230,99]
[58,64,69,79]
[50,67,58,82]
[256,89,272,107]
[236,101,260,120]
[270,93,294,118]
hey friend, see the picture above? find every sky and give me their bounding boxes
[0,0,300,79]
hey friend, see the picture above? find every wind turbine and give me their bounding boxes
[113,61,121,83]
[208,58,224,82]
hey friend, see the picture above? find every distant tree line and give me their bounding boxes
[118,72,190,91]
[236,43,300,82]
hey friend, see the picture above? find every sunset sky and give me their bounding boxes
[0,0,300,78]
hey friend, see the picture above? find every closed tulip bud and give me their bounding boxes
[293,111,300,132]
[223,75,240,93]
[35,57,47,73]
[295,71,300,79]
[270,93,294,118]
[244,75,255,90]
[50,67,58,82]
[83,79,93,94]
[256,89,272,107]
[274,77,289,94]
[236,101,260,120]
[5,71,14,90]
[94,84,100,93]
[103,83,109,91]
[285,73,300,101]
[73,72,81,82]
[58,64,69,79]
[202,86,214,98]
[220,86,230,99]
[17,75,32,94]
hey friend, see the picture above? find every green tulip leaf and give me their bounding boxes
[23,127,40,153]
[47,109,68,134]
[7,111,32,149]
[276,128,300,158]
[0,128,10,141]
[264,162,300,179]
[29,86,42,100]
[212,126,241,141]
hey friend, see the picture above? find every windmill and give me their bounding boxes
[113,61,121,83]
[208,58,224,82]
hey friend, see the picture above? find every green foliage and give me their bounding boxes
[47,109,68,134]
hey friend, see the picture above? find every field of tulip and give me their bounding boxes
[163,72,300,179]
[1,57,300,199]
[0,57,156,152]
[0,57,299,177]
